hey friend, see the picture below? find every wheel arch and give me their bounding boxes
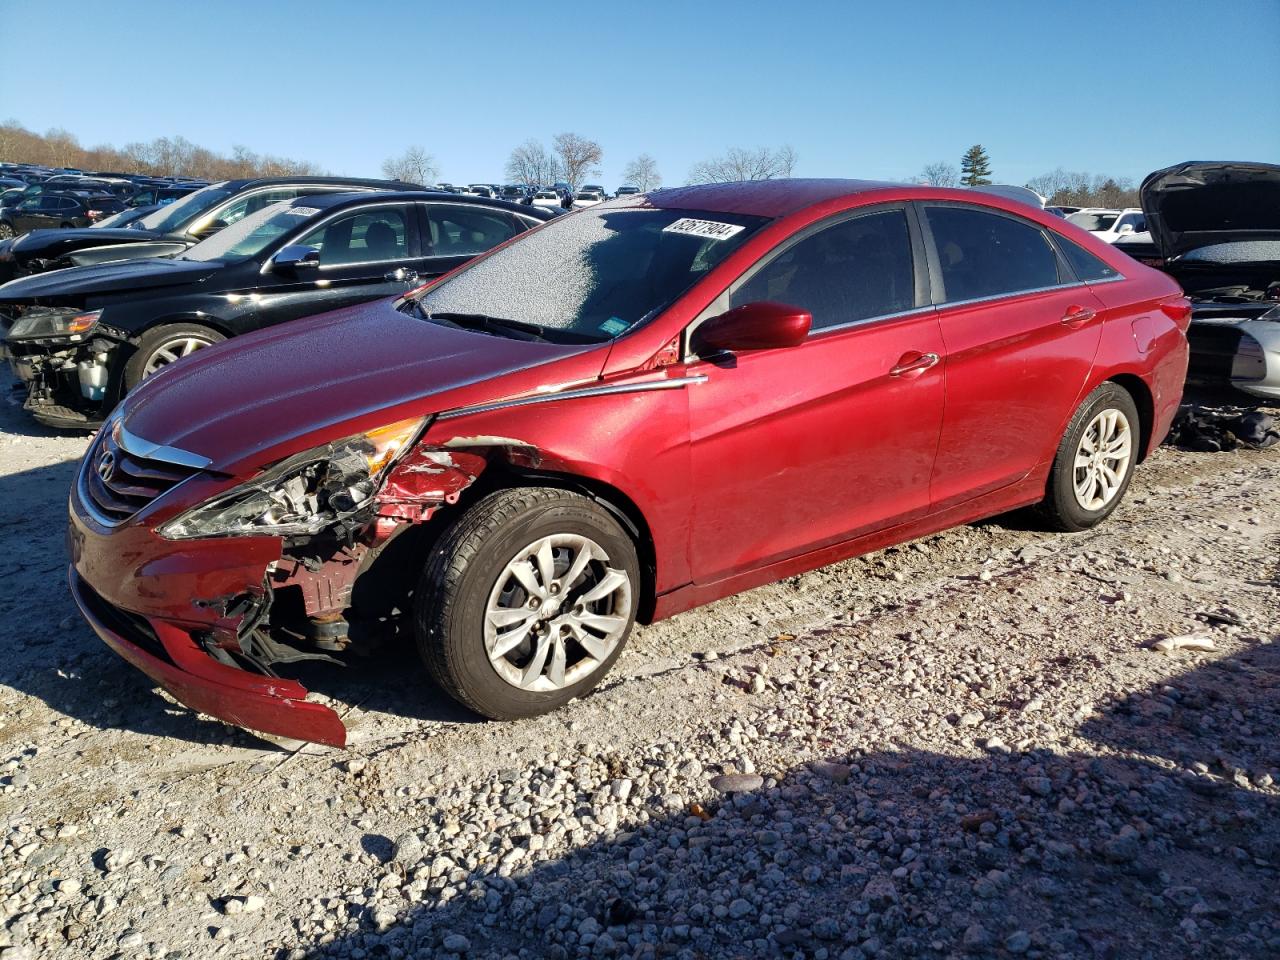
[131,313,235,342]
[1104,372,1155,462]
[470,462,661,623]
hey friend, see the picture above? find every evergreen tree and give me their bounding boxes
[960,145,993,186]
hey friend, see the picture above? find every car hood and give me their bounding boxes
[1141,161,1280,260]
[0,257,223,304]
[121,300,604,474]
[8,227,171,263]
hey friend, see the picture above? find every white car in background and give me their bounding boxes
[1066,207,1147,243]
[531,190,562,210]
[572,190,605,209]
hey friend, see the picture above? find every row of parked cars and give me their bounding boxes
[1,163,207,238]
[435,182,640,210]
[0,157,1271,749]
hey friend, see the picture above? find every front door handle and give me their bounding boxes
[889,352,940,377]
[1061,305,1096,328]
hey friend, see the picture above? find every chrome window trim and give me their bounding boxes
[437,375,708,421]
[931,274,1127,313]
[806,304,940,338]
[117,423,212,469]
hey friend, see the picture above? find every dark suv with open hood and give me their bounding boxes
[1,192,551,428]
[1116,161,1280,398]
[0,175,420,285]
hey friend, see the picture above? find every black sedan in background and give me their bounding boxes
[0,175,419,284]
[1,191,551,428]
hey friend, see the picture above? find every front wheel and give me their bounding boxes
[1037,382,1140,532]
[415,487,640,719]
[0,223,15,239]
[123,322,225,390]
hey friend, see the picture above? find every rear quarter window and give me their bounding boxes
[1054,234,1120,282]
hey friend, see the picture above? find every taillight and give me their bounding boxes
[1158,295,1192,331]
[87,209,103,220]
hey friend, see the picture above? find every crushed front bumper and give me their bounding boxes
[70,567,347,746]
[68,469,348,747]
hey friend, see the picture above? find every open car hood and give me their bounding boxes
[0,257,223,304]
[121,300,604,474]
[9,227,173,265]
[1141,161,1280,260]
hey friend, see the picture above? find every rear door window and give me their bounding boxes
[924,206,1062,303]
[731,208,917,330]
[427,205,518,256]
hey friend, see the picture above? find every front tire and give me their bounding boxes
[1038,382,1140,532]
[415,487,640,719]
[123,322,225,390]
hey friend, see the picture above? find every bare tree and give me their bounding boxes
[380,146,439,186]
[621,154,662,191]
[916,161,959,187]
[1025,167,1139,208]
[551,132,603,193]
[687,145,797,184]
[505,139,557,187]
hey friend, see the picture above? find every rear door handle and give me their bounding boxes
[1061,305,1096,328]
[889,352,940,377]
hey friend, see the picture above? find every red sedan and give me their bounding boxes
[67,179,1190,746]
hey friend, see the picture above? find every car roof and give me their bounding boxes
[641,178,911,218]
[217,175,420,190]
[286,190,558,219]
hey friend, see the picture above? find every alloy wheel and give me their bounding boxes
[142,335,215,377]
[0,223,14,239]
[483,533,633,692]
[1072,408,1133,511]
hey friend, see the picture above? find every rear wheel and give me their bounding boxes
[1037,382,1139,532]
[123,322,225,389]
[415,487,640,719]
[0,223,14,239]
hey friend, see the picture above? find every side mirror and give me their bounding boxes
[270,244,321,272]
[692,301,812,354]
[1118,223,1135,235]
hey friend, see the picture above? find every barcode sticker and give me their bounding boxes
[662,218,745,241]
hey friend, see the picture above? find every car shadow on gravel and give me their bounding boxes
[292,643,1279,960]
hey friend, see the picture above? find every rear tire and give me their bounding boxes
[123,322,225,389]
[414,487,640,720]
[0,223,14,239]
[1037,382,1140,532]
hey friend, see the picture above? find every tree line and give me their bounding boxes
[0,119,323,180]
[2,120,1142,209]
[914,144,1141,207]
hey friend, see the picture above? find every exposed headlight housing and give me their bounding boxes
[6,307,102,341]
[158,417,426,540]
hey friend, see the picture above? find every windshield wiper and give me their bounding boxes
[424,311,552,343]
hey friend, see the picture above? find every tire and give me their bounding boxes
[123,322,225,390]
[415,487,641,719]
[1037,382,1140,532]
[0,223,14,239]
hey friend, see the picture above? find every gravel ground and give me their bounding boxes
[1,376,1278,960]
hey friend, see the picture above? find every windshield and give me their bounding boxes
[135,182,235,234]
[1067,211,1119,232]
[418,206,768,340]
[180,201,315,262]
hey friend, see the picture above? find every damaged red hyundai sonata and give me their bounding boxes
[67,180,1191,746]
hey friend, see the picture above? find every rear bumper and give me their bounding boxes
[70,566,347,746]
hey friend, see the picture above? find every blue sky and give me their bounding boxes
[2,0,1277,188]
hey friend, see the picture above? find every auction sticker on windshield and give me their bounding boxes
[662,218,746,241]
